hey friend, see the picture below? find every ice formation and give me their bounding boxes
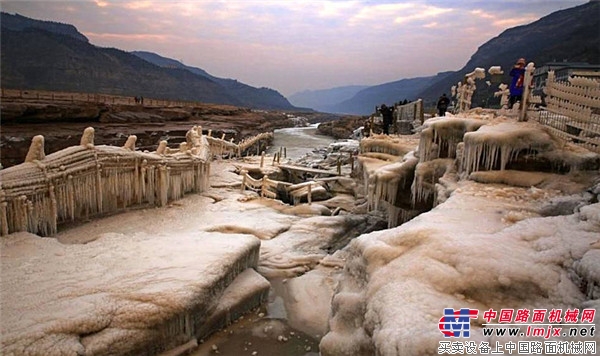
[320,108,600,355]
[321,187,600,355]
[1,230,263,355]
[0,127,273,236]
[461,121,558,174]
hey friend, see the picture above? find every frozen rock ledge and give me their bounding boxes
[1,231,266,355]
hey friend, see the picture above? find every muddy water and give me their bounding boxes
[267,125,337,161]
[191,280,320,356]
[190,126,337,355]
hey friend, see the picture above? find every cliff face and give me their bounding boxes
[0,98,298,168]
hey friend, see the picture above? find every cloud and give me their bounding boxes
[0,0,589,96]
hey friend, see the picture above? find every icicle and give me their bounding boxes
[159,165,168,207]
[1,202,8,236]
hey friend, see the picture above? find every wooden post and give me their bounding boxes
[519,63,535,122]
[350,154,354,171]
[307,183,312,205]
[284,147,287,158]
[272,153,277,166]
[261,175,267,197]
[240,170,247,193]
[337,159,341,175]
[260,151,265,168]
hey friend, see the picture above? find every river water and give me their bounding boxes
[266,124,337,161]
[190,125,337,356]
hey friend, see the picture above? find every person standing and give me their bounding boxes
[379,104,394,135]
[437,93,450,116]
[509,58,526,108]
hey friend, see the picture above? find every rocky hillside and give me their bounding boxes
[0,12,298,110]
[132,51,296,110]
[417,0,600,106]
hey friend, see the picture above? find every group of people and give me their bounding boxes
[434,57,527,116]
[134,96,144,105]
[372,57,527,134]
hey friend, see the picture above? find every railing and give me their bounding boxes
[0,127,274,237]
[530,71,600,153]
[1,88,211,107]
[366,100,424,135]
[239,169,326,205]
[394,99,424,133]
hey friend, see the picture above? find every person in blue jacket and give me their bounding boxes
[509,58,526,108]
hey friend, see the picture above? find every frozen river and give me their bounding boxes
[266,124,337,161]
[191,125,339,356]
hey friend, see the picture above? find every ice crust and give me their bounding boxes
[321,113,600,356]
[322,185,600,355]
[1,231,261,355]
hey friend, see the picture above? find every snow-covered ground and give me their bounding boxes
[2,113,599,356]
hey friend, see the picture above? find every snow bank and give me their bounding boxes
[321,181,600,355]
[1,230,261,355]
[322,113,600,355]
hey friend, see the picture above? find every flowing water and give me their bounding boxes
[190,125,337,356]
[266,125,337,161]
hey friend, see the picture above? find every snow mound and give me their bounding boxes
[1,231,261,355]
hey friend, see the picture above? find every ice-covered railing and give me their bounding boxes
[0,126,212,237]
[418,118,486,162]
[393,99,424,133]
[452,64,537,122]
[533,71,600,153]
[453,68,486,114]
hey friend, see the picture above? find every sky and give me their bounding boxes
[0,0,588,97]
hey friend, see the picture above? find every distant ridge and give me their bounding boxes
[0,12,89,42]
[0,12,298,110]
[328,74,448,115]
[132,51,295,110]
[288,85,369,113]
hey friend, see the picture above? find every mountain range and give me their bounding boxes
[2,1,599,115]
[0,13,297,110]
